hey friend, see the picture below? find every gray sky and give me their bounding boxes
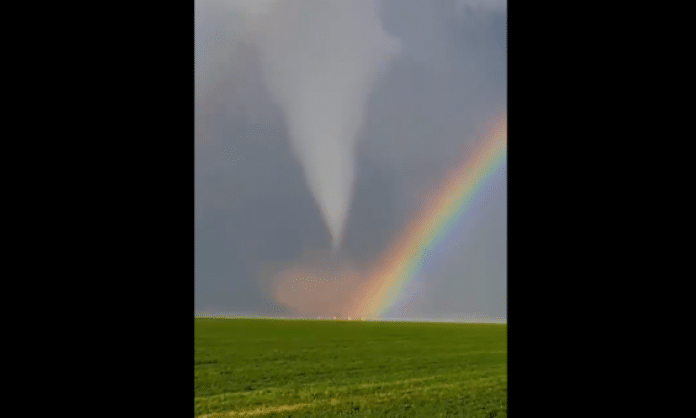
[195,0,506,321]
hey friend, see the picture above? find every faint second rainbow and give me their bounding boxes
[350,115,507,318]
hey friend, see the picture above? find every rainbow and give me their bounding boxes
[351,115,507,318]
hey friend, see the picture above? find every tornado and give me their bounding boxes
[235,0,402,251]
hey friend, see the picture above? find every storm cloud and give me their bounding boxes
[195,0,506,321]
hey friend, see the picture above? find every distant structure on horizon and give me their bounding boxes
[326,316,366,321]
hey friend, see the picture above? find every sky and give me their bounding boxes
[194,0,507,322]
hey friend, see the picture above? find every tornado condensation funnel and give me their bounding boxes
[244,0,402,251]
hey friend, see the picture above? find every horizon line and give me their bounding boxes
[194,313,506,324]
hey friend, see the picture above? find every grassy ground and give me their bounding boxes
[195,318,507,417]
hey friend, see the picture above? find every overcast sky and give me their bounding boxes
[195,0,506,321]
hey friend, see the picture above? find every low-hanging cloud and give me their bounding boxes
[227,0,402,251]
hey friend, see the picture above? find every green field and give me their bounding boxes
[194,318,507,417]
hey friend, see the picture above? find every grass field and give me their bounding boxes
[194,318,507,417]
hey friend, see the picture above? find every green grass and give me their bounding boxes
[195,318,507,417]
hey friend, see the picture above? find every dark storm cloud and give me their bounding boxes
[195,0,506,320]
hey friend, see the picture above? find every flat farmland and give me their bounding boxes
[194,318,507,417]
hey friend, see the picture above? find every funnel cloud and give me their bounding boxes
[237,0,402,250]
